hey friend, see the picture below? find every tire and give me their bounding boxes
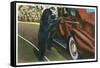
[68,36,79,60]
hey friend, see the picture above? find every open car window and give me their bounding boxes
[64,8,68,14]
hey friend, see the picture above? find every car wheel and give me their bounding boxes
[68,36,79,60]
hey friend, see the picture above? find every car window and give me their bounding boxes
[64,8,68,14]
[70,9,76,16]
[86,9,95,13]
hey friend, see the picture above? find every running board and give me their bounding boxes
[53,38,66,49]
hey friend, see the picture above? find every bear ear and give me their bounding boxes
[50,7,56,10]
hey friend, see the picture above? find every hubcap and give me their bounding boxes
[69,37,78,60]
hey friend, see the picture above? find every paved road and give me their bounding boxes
[18,22,70,63]
[18,36,38,63]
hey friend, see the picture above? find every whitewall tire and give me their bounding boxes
[69,36,79,60]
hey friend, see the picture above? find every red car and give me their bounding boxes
[53,7,95,60]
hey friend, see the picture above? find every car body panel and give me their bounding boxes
[55,8,95,58]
